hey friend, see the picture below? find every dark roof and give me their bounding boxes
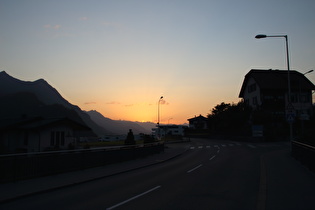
[239,69,315,97]
[188,115,207,122]
[0,117,91,131]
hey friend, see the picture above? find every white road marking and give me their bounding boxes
[198,146,203,149]
[206,145,211,148]
[106,186,161,210]
[221,144,226,147]
[187,164,203,173]
[209,155,216,161]
[217,149,220,154]
[190,146,195,149]
[247,144,256,148]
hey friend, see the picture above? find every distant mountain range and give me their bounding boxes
[86,110,156,135]
[0,71,155,135]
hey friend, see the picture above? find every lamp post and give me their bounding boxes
[303,70,314,75]
[158,96,163,126]
[255,34,293,141]
[157,96,163,140]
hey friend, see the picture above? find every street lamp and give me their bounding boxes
[157,96,163,126]
[255,34,293,141]
[303,70,314,75]
[157,96,163,140]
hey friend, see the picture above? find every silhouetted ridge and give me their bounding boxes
[0,71,109,136]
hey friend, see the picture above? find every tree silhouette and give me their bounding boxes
[125,129,135,145]
[207,101,251,136]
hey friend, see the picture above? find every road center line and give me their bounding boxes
[257,156,267,210]
[187,164,203,173]
[106,186,161,210]
[209,155,216,161]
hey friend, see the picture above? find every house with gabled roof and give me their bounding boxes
[239,69,315,119]
[0,117,91,154]
[188,115,208,130]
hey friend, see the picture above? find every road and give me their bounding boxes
[1,138,315,210]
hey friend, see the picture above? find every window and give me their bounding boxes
[290,93,298,103]
[248,84,256,93]
[56,131,60,146]
[50,131,55,146]
[253,97,258,105]
[61,131,65,146]
[300,93,310,103]
[50,131,66,147]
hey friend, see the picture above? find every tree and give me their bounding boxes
[125,129,136,145]
[207,101,251,135]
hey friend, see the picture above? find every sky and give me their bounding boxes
[1,0,315,124]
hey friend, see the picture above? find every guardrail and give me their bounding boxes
[0,142,164,183]
[291,140,315,173]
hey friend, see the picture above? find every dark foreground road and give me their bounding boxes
[1,138,315,210]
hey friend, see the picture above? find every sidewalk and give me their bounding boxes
[263,147,315,210]
[0,142,190,204]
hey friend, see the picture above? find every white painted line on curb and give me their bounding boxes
[106,186,161,210]
[187,164,203,173]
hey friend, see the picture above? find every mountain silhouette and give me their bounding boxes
[0,71,155,135]
[86,110,155,135]
[0,71,108,136]
[0,71,71,107]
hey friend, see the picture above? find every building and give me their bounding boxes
[188,115,208,130]
[152,125,188,139]
[0,117,91,154]
[239,69,315,119]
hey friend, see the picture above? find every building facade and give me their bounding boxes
[188,115,208,130]
[152,125,188,140]
[239,69,315,120]
[0,118,91,154]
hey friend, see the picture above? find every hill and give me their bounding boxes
[0,71,155,135]
[86,110,156,135]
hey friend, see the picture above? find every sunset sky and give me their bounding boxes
[1,0,315,124]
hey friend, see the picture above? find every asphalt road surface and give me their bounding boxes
[1,138,315,210]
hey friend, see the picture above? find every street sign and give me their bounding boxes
[285,103,296,123]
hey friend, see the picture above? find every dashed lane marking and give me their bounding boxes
[106,186,161,210]
[209,155,216,161]
[247,144,256,149]
[187,164,203,173]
